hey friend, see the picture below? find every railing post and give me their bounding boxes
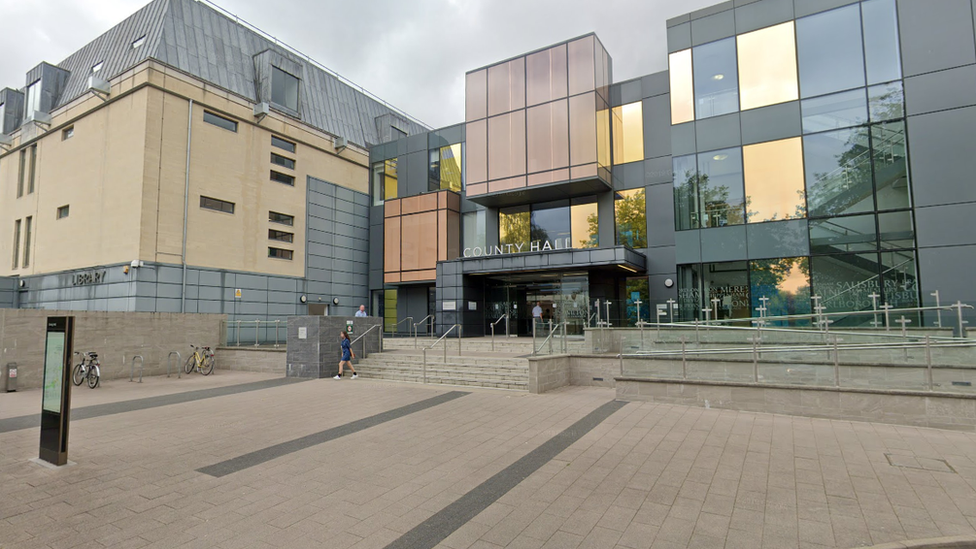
[548,320,553,355]
[422,348,427,384]
[618,353,623,377]
[925,335,933,391]
[833,335,840,387]
[236,320,241,346]
[681,337,687,380]
[458,324,462,357]
[491,322,495,352]
[254,319,260,347]
[274,320,280,348]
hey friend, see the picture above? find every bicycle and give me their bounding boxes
[72,351,101,389]
[184,345,215,375]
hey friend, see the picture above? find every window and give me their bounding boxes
[268,229,294,243]
[131,35,146,49]
[698,148,745,228]
[270,170,295,186]
[462,210,486,251]
[268,247,293,260]
[801,89,868,134]
[803,128,872,218]
[429,144,463,192]
[743,137,806,223]
[269,211,294,226]
[571,196,598,248]
[0,102,5,131]
[271,67,300,112]
[749,257,811,319]
[861,0,901,85]
[796,5,865,99]
[810,214,877,254]
[737,22,799,110]
[91,61,103,73]
[693,37,739,119]
[57,205,69,219]
[28,145,36,194]
[62,126,75,140]
[271,153,295,170]
[203,111,237,132]
[199,196,235,214]
[384,289,398,332]
[17,148,26,198]
[372,159,397,205]
[615,189,646,248]
[271,135,296,153]
[19,145,37,196]
[669,49,694,124]
[499,206,530,249]
[11,220,20,269]
[23,217,31,268]
[530,200,571,244]
[868,82,904,122]
[873,121,910,210]
[25,80,41,118]
[611,101,644,165]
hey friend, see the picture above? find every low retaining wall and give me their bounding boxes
[616,378,976,431]
[216,347,286,375]
[1,310,224,389]
[527,355,622,393]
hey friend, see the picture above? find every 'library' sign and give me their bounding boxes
[72,271,106,286]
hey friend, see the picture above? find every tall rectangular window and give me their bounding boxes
[861,0,902,85]
[25,80,41,118]
[499,206,530,249]
[743,137,806,223]
[698,148,745,227]
[693,37,739,119]
[372,162,385,206]
[17,148,26,198]
[384,159,398,201]
[27,145,36,194]
[571,196,598,248]
[737,22,799,110]
[384,289,398,332]
[439,144,463,192]
[462,210,486,251]
[11,220,20,269]
[23,216,32,268]
[796,4,865,99]
[271,67,300,112]
[0,102,6,132]
[611,102,644,165]
[615,188,646,248]
[669,50,694,124]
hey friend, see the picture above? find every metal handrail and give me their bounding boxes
[422,324,461,383]
[350,324,382,360]
[392,316,413,337]
[414,315,434,336]
[534,320,559,356]
[167,351,182,379]
[678,303,970,331]
[225,319,289,347]
[490,314,509,351]
[648,319,962,343]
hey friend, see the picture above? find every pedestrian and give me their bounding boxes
[355,304,367,317]
[334,331,357,379]
[532,301,543,321]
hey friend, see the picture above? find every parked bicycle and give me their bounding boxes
[184,345,215,376]
[72,351,101,389]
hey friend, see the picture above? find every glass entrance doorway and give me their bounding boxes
[484,273,590,337]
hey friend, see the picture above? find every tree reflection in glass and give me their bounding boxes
[804,128,873,218]
[750,257,811,326]
[698,148,745,227]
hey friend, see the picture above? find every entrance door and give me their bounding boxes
[484,274,590,337]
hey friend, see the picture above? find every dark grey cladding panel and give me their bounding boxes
[701,225,747,262]
[904,65,976,116]
[915,203,976,248]
[647,184,676,248]
[917,245,976,322]
[692,9,736,46]
[668,23,692,53]
[645,156,673,187]
[908,106,976,207]
[689,1,735,21]
[613,161,644,190]
[746,219,809,259]
[899,0,976,77]
[407,133,427,153]
[671,121,696,156]
[695,112,741,151]
[793,0,858,18]
[643,95,672,159]
[675,230,702,264]
[740,101,800,145]
[405,151,428,197]
[613,79,643,106]
[428,124,464,148]
[646,247,677,275]
[642,72,669,100]
[735,0,793,34]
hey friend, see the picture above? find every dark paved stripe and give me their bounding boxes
[384,399,627,549]
[0,377,308,434]
[197,390,471,478]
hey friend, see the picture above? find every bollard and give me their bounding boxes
[236,320,241,346]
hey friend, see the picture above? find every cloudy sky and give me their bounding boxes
[0,0,718,128]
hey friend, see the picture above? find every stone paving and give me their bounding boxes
[1,372,975,549]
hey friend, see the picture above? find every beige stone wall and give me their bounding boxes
[527,355,571,394]
[214,347,285,375]
[0,309,224,389]
[0,60,371,280]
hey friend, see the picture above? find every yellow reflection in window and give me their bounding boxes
[597,97,611,169]
[571,201,598,248]
[612,102,644,165]
[440,144,462,192]
[384,159,398,200]
[384,289,398,332]
[499,206,530,249]
[737,22,799,110]
[669,49,694,124]
[743,137,806,223]
[615,188,647,248]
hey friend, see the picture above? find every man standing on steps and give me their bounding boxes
[355,304,367,317]
[532,301,543,337]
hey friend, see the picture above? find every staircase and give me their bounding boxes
[381,335,589,355]
[354,351,529,390]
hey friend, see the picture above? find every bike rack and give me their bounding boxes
[129,355,145,383]
[167,351,182,379]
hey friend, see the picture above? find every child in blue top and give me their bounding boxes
[334,331,357,379]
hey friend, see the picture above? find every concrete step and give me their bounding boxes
[356,366,528,383]
[354,371,527,390]
[357,363,528,376]
[361,353,529,368]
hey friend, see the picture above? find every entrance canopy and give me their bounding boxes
[454,245,646,276]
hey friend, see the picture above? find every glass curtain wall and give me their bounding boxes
[500,197,599,251]
[614,189,646,248]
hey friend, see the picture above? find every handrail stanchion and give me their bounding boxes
[274,320,280,348]
[236,320,241,346]
[548,320,553,355]
[167,351,182,379]
[926,335,933,391]
[618,353,623,377]
[254,319,260,347]
[458,324,462,357]
[129,355,145,383]
[422,348,427,384]
[681,337,687,379]
[490,314,508,352]
[349,325,382,360]
[833,335,840,387]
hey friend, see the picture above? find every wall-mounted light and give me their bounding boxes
[332,297,340,305]
[123,265,130,275]
[665,278,674,288]
[299,295,307,303]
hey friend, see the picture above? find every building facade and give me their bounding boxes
[373,0,976,336]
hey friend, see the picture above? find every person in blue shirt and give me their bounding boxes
[334,331,357,379]
[355,305,367,317]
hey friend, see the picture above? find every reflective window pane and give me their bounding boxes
[750,257,811,323]
[669,49,694,124]
[271,67,299,111]
[527,100,570,173]
[530,200,571,244]
[615,188,646,248]
[384,289,398,332]
[811,254,881,321]
[597,94,611,169]
[868,82,904,122]
[526,45,568,107]
[569,92,597,166]
[698,148,745,227]
[462,210,486,251]
[488,59,525,117]
[862,0,902,84]
[810,214,877,254]
[878,211,914,250]
[488,111,526,180]
[499,206,530,249]
[872,121,911,210]
[625,277,650,327]
[804,128,873,218]
[673,155,700,230]
[440,144,462,192]
[737,22,799,110]
[466,120,487,184]
[677,264,702,321]
[571,196,599,248]
[801,89,868,134]
[704,261,750,320]
[796,5,865,98]
[466,69,487,121]
[881,250,918,310]
[568,35,596,95]
[693,37,739,119]
[384,159,398,201]
[612,101,644,165]
[743,137,806,223]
